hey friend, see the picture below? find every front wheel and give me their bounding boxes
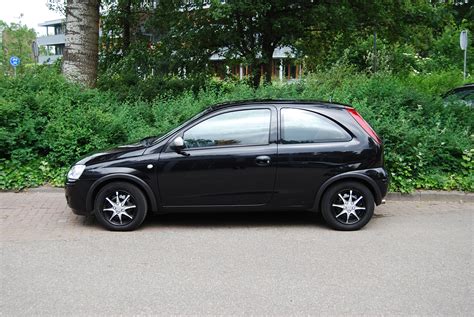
[94,182,148,231]
[321,181,374,231]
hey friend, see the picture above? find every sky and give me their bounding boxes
[0,0,64,35]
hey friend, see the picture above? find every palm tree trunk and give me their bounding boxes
[63,0,100,88]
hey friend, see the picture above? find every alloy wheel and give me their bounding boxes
[101,190,137,226]
[330,189,367,225]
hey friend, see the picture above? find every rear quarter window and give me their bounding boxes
[281,108,351,144]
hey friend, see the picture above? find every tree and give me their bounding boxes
[99,0,154,62]
[294,1,445,71]
[62,0,100,87]
[216,0,322,87]
[153,0,322,88]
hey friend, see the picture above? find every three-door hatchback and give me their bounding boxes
[65,100,388,231]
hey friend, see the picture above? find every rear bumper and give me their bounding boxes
[367,167,389,205]
[370,168,390,206]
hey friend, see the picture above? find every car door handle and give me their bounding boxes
[255,155,271,166]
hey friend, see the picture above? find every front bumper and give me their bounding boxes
[65,179,94,216]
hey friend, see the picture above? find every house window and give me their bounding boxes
[55,45,64,55]
[54,25,64,35]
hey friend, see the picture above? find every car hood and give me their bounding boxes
[76,142,147,166]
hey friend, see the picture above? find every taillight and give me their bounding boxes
[346,108,382,144]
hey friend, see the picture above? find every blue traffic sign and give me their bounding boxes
[10,56,20,67]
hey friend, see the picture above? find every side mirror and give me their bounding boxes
[171,136,185,151]
[171,136,190,156]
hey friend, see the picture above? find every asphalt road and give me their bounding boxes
[1,190,473,316]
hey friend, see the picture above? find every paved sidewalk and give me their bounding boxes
[1,188,472,241]
[1,190,473,315]
[0,190,95,241]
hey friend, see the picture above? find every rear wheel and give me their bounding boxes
[94,182,147,231]
[321,181,374,231]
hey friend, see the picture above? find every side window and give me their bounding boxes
[461,91,474,103]
[281,108,351,144]
[183,109,271,149]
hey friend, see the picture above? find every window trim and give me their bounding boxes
[279,107,352,144]
[167,107,274,152]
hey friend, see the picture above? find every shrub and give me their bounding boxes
[0,66,472,192]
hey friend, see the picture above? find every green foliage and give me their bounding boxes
[401,69,465,96]
[1,66,472,192]
[300,2,473,76]
[0,159,67,190]
[95,0,473,94]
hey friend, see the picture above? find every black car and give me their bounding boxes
[442,84,474,107]
[65,100,388,231]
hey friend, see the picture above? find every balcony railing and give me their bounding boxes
[36,34,65,46]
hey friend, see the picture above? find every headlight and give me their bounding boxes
[67,165,86,180]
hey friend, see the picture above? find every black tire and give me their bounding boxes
[94,182,148,231]
[321,181,374,231]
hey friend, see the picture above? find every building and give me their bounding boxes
[36,19,65,64]
[210,46,302,82]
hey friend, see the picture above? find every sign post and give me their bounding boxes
[373,30,377,73]
[32,41,39,64]
[460,30,468,80]
[9,56,20,77]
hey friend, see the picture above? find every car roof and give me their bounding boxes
[453,84,474,90]
[207,99,352,112]
[443,84,474,98]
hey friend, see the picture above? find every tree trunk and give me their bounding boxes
[120,0,132,53]
[63,0,100,88]
[264,61,272,84]
[262,40,275,85]
[250,63,262,89]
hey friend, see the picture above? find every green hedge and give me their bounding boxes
[0,66,472,192]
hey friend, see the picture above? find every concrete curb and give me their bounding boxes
[18,186,474,203]
[24,186,63,193]
[386,190,474,203]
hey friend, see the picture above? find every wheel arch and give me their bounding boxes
[86,174,158,213]
[312,173,382,213]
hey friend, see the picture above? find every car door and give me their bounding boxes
[274,107,355,208]
[156,106,278,207]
